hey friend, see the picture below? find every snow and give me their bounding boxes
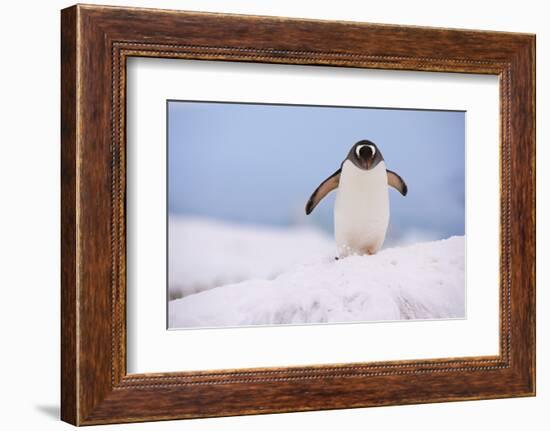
[168,218,465,329]
[169,216,335,299]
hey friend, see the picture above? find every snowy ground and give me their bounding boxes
[169,216,335,299]
[168,216,465,329]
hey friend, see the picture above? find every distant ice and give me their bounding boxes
[168,216,465,329]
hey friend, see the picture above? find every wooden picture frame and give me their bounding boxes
[61,4,535,425]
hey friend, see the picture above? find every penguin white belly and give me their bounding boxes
[334,160,389,257]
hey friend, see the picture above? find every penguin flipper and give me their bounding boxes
[387,169,408,196]
[305,169,341,215]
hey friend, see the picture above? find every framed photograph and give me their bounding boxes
[61,4,535,425]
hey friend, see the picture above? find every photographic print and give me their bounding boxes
[167,101,465,329]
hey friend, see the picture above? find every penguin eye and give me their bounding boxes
[367,145,376,156]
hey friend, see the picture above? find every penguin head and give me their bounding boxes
[348,140,384,170]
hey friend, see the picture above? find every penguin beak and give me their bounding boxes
[366,158,372,170]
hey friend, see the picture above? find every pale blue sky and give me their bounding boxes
[168,101,465,243]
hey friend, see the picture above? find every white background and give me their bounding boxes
[0,0,546,430]
[127,59,499,373]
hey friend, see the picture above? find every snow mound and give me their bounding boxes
[169,236,465,329]
[169,216,335,299]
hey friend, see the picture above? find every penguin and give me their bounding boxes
[305,139,407,257]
